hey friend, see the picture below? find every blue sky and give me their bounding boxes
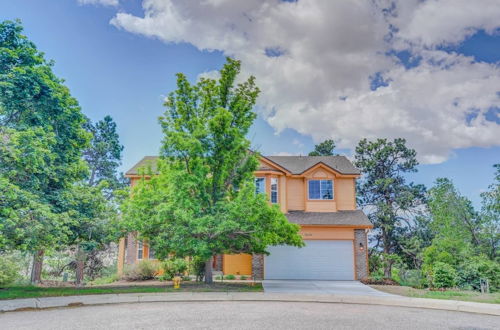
[1,0,499,207]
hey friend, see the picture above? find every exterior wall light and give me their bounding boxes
[359,242,364,251]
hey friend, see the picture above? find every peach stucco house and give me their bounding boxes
[117,155,372,280]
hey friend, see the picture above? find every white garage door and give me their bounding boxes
[264,240,354,280]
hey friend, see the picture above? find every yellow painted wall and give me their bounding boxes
[117,238,126,275]
[299,226,354,240]
[287,178,305,210]
[306,200,337,212]
[335,178,356,210]
[223,254,252,275]
[279,175,287,213]
[310,169,335,178]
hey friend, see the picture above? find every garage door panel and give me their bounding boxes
[264,240,354,280]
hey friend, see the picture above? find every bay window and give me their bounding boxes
[255,177,266,194]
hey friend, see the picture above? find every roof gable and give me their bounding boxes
[265,155,360,176]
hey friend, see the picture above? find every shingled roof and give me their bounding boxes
[263,155,360,175]
[286,210,372,227]
[126,155,360,176]
[125,156,159,176]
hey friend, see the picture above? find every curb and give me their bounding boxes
[1,292,499,316]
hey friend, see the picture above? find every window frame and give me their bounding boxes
[137,241,144,260]
[270,177,278,204]
[307,179,334,200]
[148,246,155,260]
[255,177,266,195]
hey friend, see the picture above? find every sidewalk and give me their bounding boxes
[1,292,499,316]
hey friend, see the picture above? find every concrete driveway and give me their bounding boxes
[263,280,393,296]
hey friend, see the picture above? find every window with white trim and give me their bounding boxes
[137,241,143,260]
[255,177,266,195]
[308,180,333,200]
[270,178,278,203]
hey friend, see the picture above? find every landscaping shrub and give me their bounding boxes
[398,269,425,288]
[456,256,500,292]
[224,274,236,280]
[360,277,398,285]
[0,257,19,287]
[122,260,159,281]
[189,256,206,282]
[215,275,223,280]
[431,262,457,289]
[240,275,248,280]
[160,258,188,281]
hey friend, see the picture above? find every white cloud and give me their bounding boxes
[389,0,500,49]
[110,0,500,164]
[78,0,118,7]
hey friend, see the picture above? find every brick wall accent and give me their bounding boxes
[252,254,264,280]
[125,233,137,265]
[354,229,369,280]
[214,254,223,271]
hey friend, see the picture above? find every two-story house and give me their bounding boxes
[117,155,372,280]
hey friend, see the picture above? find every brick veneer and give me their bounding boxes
[354,229,369,280]
[214,254,223,271]
[125,233,137,265]
[252,254,264,280]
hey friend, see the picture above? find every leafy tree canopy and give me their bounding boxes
[122,58,303,282]
[308,139,336,156]
[84,115,126,190]
[0,20,90,255]
[355,138,426,276]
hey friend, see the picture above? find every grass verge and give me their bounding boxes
[0,282,263,300]
[370,285,500,304]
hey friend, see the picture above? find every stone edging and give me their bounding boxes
[1,292,499,316]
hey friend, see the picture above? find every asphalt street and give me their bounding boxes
[1,301,498,330]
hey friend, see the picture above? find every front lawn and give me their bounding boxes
[371,285,500,304]
[0,282,263,300]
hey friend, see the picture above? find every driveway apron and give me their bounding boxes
[263,280,394,296]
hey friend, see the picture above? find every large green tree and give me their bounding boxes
[122,58,303,283]
[70,115,125,285]
[424,176,499,290]
[0,20,90,282]
[354,138,426,277]
[83,115,126,190]
[308,139,336,156]
[480,164,500,261]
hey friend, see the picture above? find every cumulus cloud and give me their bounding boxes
[78,0,118,7]
[110,0,500,164]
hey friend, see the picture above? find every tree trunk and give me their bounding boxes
[383,262,392,278]
[31,250,44,284]
[204,257,213,284]
[75,245,86,286]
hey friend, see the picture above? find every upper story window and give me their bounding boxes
[308,180,333,200]
[270,178,278,203]
[255,177,266,195]
[137,241,144,260]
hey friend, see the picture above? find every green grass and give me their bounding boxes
[408,290,500,303]
[0,282,263,300]
[89,274,120,286]
[370,285,500,304]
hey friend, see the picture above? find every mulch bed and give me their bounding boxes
[361,278,399,285]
